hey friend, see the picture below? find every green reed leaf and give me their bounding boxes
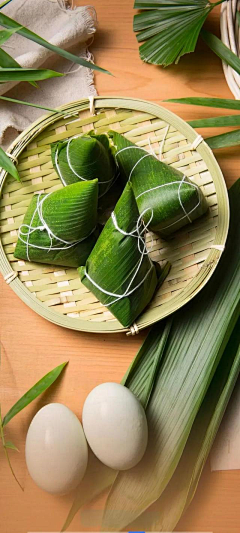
[0,94,61,113]
[0,12,111,75]
[127,316,240,532]
[2,362,68,426]
[0,26,20,45]
[201,29,240,74]
[188,114,240,128]
[0,67,62,82]
[206,129,240,149]
[0,145,20,181]
[166,97,240,110]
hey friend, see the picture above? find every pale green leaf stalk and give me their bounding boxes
[0,406,23,490]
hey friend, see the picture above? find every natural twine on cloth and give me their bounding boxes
[0,0,97,149]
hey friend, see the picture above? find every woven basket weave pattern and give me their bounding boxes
[0,98,229,333]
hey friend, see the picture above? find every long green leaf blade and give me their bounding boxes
[2,361,68,426]
[127,315,240,532]
[201,29,240,74]
[0,26,20,45]
[0,145,20,181]
[206,129,240,149]
[0,12,111,75]
[166,97,240,110]
[0,94,61,113]
[0,67,62,81]
[102,180,240,531]
[188,115,240,128]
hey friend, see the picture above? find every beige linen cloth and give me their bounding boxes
[0,0,97,148]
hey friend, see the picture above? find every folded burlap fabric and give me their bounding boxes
[0,0,97,148]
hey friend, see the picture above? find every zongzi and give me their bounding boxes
[14,180,98,268]
[79,183,160,328]
[110,131,208,238]
[51,133,117,198]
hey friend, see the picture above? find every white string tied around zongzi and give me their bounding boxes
[115,145,201,230]
[84,208,154,306]
[18,192,95,261]
[55,136,118,197]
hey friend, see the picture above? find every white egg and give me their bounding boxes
[82,382,148,470]
[25,403,88,494]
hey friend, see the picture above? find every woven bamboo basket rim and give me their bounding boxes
[0,96,229,334]
[220,0,240,99]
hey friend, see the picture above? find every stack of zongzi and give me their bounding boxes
[14,180,98,268]
[79,183,160,328]
[110,131,208,238]
[51,133,117,198]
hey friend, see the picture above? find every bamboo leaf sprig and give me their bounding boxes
[0,361,68,489]
[166,97,240,149]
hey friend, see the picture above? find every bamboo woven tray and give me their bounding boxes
[0,97,229,334]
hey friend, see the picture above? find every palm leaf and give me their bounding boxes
[102,180,240,531]
[2,362,68,426]
[133,0,213,65]
[0,12,111,75]
[0,145,20,181]
[201,29,240,75]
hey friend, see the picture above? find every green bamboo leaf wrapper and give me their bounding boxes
[110,131,208,237]
[51,133,117,198]
[79,183,159,328]
[14,181,98,268]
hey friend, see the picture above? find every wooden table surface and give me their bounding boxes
[0,2,239,532]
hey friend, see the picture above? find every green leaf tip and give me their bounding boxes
[2,361,68,427]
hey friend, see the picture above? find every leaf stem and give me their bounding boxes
[0,406,24,491]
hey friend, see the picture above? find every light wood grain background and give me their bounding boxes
[0,2,239,533]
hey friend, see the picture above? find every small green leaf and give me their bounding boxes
[201,29,240,75]
[0,146,20,182]
[0,67,63,82]
[5,441,19,452]
[0,12,111,75]
[188,115,240,128]
[2,362,68,427]
[0,95,62,113]
[0,26,21,45]
[206,129,240,149]
[165,97,240,110]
